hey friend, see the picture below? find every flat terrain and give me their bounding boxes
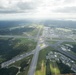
[0,37,36,64]
[0,24,76,75]
[35,47,54,75]
[35,46,75,75]
[61,42,76,56]
[0,55,33,75]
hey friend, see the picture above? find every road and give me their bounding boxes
[1,26,47,68]
[1,27,43,69]
[57,47,76,61]
[0,35,34,39]
[1,43,48,68]
[1,50,35,68]
[53,44,76,61]
[1,42,48,68]
[28,27,44,75]
[1,26,76,75]
[28,41,40,75]
[50,40,76,61]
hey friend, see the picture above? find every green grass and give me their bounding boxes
[28,27,40,37]
[61,42,76,45]
[15,38,37,52]
[0,26,35,35]
[35,46,74,75]
[0,67,18,75]
[0,38,36,64]
[50,61,60,75]
[52,38,63,40]
[0,58,6,64]
[35,47,55,75]
[27,25,43,39]
[46,40,57,44]
[57,60,74,74]
[46,59,51,75]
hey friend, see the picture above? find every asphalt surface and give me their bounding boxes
[1,50,35,68]
[28,28,43,75]
[53,45,76,61]
[1,26,76,75]
[50,40,76,61]
[28,42,40,75]
[1,28,42,68]
[0,35,34,39]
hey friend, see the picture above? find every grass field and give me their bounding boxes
[10,55,33,75]
[0,55,33,75]
[57,60,74,74]
[46,40,57,44]
[61,42,76,45]
[50,61,60,75]
[15,38,36,52]
[0,38,36,64]
[35,47,55,75]
[28,25,43,36]
[28,27,39,37]
[35,46,74,75]
[0,67,18,75]
[0,26,35,35]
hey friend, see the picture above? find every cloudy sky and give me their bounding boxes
[0,0,76,20]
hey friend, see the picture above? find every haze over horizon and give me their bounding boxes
[0,0,76,20]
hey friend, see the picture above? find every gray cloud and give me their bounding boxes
[54,6,76,13]
[0,9,24,14]
[17,2,35,10]
[64,0,75,3]
[1,0,76,20]
[0,1,37,13]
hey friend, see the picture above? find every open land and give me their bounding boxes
[0,24,76,75]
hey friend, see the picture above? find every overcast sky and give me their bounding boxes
[0,0,76,20]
